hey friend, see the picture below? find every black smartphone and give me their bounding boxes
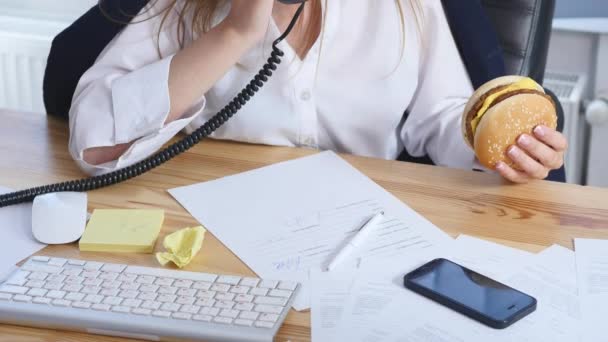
[403,258,537,329]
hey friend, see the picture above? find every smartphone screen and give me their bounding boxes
[403,258,536,329]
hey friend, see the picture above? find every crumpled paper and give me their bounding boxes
[156,226,206,268]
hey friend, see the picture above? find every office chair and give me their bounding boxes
[401,0,566,182]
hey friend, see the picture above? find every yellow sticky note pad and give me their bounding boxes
[156,226,206,268]
[79,209,164,253]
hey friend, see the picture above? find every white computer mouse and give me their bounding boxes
[32,192,88,244]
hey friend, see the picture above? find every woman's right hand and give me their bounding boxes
[223,0,275,45]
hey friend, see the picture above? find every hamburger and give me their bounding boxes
[462,76,557,170]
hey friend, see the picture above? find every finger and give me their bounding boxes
[507,146,549,180]
[516,134,563,170]
[495,162,532,184]
[533,126,568,152]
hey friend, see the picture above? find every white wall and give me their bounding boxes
[0,0,97,22]
[555,0,608,18]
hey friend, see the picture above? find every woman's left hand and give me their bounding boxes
[495,125,568,183]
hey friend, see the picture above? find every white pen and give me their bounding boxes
[326,211,385,271]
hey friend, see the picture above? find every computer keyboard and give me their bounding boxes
[0,256,299,341]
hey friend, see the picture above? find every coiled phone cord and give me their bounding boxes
[0,2,306,208]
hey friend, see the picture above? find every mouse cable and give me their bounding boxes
[0,3,306,208]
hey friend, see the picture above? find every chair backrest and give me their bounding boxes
[480,0,556,84]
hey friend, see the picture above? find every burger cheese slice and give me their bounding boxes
[462,75,558,170]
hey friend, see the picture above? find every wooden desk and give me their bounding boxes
[2,109,608,341]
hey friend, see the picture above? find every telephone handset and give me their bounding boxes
[0,0,307,208]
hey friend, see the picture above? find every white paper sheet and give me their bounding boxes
[575,238,608,342]
[310,268,358,342]
[336,236,581,341]
[169,151,451,310]
[0,187,46,280]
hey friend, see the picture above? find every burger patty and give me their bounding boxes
[465,86,555,143]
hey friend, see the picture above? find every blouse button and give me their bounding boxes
[300,90,312,101]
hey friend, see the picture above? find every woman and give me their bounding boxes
[69,0,567,183]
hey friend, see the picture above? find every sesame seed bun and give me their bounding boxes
[461,76,557,170]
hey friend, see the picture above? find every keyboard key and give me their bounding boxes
[229,286,250,294]
[139,284,159,293]
[217,276,240,285]
[258,280,278,289]
[118,290,139,299]
[254,304,283,314]
[158,286,177,295]
[81,286,101,295]
[112,306,131,314]
[196,290,216,299]
[255,321,275,329]
[63,284,83,293]
[32,256,50,262]
[32,297,51,304]
[14,295,33,302]
[83,278,103,286]
[81,271,100,279]
[234,319,254,327]
[21,263,61,274]
[152,310,171,318]
[120,282,140,291]
[62,268,82,277]
[132,308,152,316]
[239,278,259,287]
[103,297,123,306]
[99,272,119,281]
[219,309,239,318]
[141,301,161,310]
[0,285,29,295]
[254,296,288,306]
[179,305,200,314]
[84,294,104,304]
[135,275,155,284]
[100,288,120,297]
[29,272,49,281]
[27,288,47,297]
[176,288,197,297]
[269,289,292,298]
[91,303,111,311]
[83,262,103,271]
[195,299,215,307]
[160,303,180,312]
[210,284,230,292]
[199,307,220,316]
[51,299,71,307]
[102,281,122,289]
[67,259,85,266]
[235,302,254,311]
[25,280,45,289]
[215,300,235,309]
[117,273,137,282]
[249,288,268,296]
[215,293,235,301]
[213,317,233,325]
[65,292,85,301]
[43,282,63,290]
[193,314,212,322]
[73,301,92,309]
[138,292,157,301]
[235,294,254,303]
[101,264,126,273]
[154,278,174,286]
[259,313,279,322]
[6,270,30,286]
[0,293,12,301]
[157,294,177,303]
[176,296,196,305]
[48,258,67,267]
[72,302,93,309]
[65,276,84,284]
[172,312,192,320]
[46,290,66,299]
[239,311,259,320]
[173,279,192,288]
[123,299,142,308]
[192,281,212,290]
[277,281,298,291]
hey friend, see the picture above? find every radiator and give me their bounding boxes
[0,15,68,114]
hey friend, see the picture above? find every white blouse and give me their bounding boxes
[69,0,477,176]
